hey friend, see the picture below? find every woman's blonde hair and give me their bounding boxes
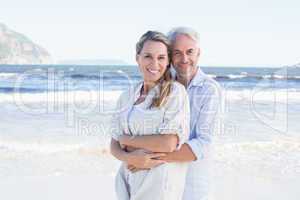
[136,31,173,108]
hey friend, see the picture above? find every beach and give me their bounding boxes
[1,136,300,200]
[1,65,300,199]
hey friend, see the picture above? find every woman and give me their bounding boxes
[110,31,190,200]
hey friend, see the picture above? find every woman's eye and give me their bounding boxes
[158,57,165,60]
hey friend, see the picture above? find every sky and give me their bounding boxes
[1,0,300,66]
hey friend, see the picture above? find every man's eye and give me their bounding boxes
[187,50,194,54]
[158,57,166,60]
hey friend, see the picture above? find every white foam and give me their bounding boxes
[223,89,300,103]
[0,73,18,79]
[227,74,247,79]
[0,136,109,154]
[213,137,300,178]
[262,75,271,79]
[0,90,123,104]
[272,75,285,79]
[291,76,300,79]
[1,88,299,105]
[207,74,217,79]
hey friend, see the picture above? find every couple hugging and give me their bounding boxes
[110,27,220,200]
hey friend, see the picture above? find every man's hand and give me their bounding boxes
[125,146,139,152]
[127,164,147,173]
[126,149,166,169]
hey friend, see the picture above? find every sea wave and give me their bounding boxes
[0,72,18,79]
[223,89,300,102]
[0,86,44,93]
[214,74,300,80]
[0,136,109,154]
[0,90,123,103]
[65,74,141,80]
[1,71,300,81]
[0,89,299,104]
[213,137,300,178]
[1,135,299,159]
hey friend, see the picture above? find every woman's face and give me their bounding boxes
[136,40,169,84]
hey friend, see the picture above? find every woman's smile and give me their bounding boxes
[146,68,160,75]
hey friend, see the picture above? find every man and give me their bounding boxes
[111,27,220,200]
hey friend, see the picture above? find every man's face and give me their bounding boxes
[171,34,200,77]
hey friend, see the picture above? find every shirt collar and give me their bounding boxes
[188,67,206,88]
[133,82,159,102]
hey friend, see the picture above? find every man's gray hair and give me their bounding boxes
[167,27,200,47]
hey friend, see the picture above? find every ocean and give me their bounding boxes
[0,65,300,199]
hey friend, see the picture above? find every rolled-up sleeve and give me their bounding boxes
[186,82,220,160]
[158,82,190,150]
